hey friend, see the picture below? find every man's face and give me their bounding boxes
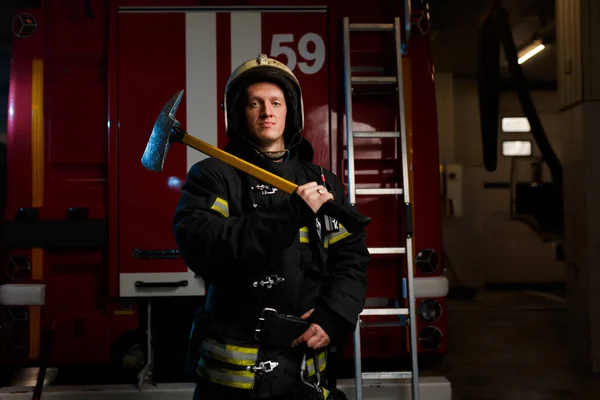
[244,82,287,150]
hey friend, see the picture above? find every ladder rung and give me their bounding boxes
[360,307,409,316]
[355,188,403,195]
[351,76,397,84]
[368,247,405,255]
[362,371,413,380]
[353,131,400,138]
[351,66,385,74]
[349,23,394,32]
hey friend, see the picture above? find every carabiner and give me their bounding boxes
[299,351,323,395]
[313,349,321,388]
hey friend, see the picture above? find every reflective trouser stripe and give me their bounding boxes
[200,338,258,366]
[197,338,327,391]
[306,350,327,377]
[211,197,229,217]
[197,338,259,389]
[299,226,309,243]
[197,360,255,390]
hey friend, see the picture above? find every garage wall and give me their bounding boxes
[435,73,566,288]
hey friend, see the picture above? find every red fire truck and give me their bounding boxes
[1,0,448,397]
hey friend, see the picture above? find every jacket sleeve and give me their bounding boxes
[172,159,314,282]
[309,171,370,340]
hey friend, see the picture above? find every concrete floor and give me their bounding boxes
[4,289,600,399]
[430,289,600,400]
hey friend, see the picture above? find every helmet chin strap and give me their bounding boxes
[259,149,289,161]
[240,130,303,162]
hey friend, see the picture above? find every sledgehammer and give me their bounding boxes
[141,90,371,233]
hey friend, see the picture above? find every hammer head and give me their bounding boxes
[141,89,184,172]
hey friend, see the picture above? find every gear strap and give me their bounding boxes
[250,307,311,347]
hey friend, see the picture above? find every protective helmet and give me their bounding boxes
[222,54,305,158]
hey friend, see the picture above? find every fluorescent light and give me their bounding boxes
[502,140,532,156]
[518,43,545,64]
[502,117,531,132]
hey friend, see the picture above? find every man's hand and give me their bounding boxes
[296,182,334,214]
[291,308,331,350]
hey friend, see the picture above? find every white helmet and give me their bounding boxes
[222,54,306,157]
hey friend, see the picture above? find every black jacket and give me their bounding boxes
[172,139,370,396]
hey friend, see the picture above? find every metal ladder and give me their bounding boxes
[342,16,420,400]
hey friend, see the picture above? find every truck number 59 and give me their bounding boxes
[270,33,326,75]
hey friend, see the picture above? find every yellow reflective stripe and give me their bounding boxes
[196,338,260,390]
[197,363,255,390]
[323,388,329,399]
[210,197,229,217]
[306,351,327,377]
[299,226,309,243]
[225,342,259,356]
[326,223,351,246]
[200,338,258,367]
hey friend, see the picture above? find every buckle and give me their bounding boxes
[253,275,285,289]
[254,307,277,340]
[247,360,279,373]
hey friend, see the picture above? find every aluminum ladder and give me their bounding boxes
[342,16,420,400]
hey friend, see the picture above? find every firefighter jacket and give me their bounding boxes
[172,138,370,398]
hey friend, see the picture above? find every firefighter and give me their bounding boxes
[172,54,370,399]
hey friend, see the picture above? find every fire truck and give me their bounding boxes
[1,0,450,398]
